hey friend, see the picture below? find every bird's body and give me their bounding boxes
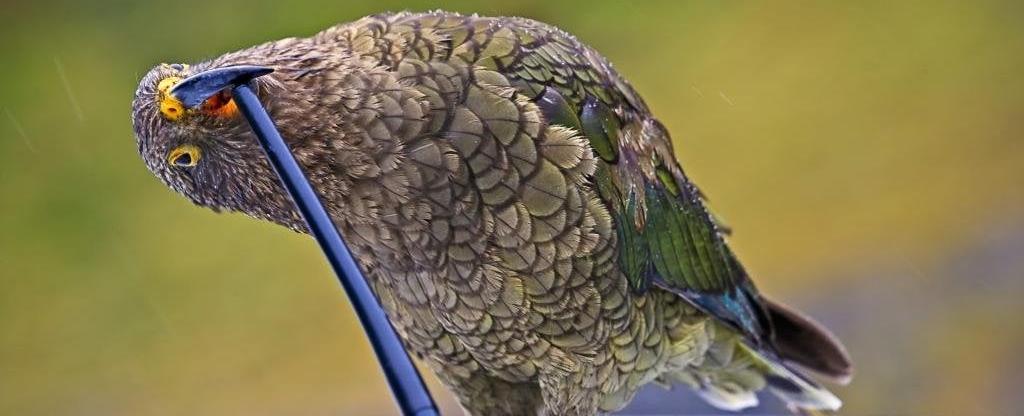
[132,11,851,415]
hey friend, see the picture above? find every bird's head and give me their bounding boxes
[132,29,369,222]
[130,59,316,229]
[131,39,399,231]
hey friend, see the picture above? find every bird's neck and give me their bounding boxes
[282,68,445,270]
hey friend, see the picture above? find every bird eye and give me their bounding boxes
[168,145,201,167]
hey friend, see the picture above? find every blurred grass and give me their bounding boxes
[1,0,1022,415]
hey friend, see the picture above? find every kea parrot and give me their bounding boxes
[131,11,852,415]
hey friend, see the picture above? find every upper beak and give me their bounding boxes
[169,65,274,108]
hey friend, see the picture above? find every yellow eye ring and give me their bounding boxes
[168,145,201,167]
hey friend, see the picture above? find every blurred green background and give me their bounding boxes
[2,0,1022,414]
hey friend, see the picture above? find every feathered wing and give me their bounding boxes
[333,10,851,410]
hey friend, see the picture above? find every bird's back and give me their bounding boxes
[314,11,850,413]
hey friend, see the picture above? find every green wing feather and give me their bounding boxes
[473,18,768,340]
[365,11,773,344]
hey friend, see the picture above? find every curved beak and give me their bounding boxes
[169,65,274,108]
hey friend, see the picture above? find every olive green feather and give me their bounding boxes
[133,10,851,416]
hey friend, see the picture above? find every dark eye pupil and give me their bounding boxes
[170,63,185,71]
[173,153,192,166]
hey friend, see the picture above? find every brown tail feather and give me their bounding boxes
[766,299,854,384]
